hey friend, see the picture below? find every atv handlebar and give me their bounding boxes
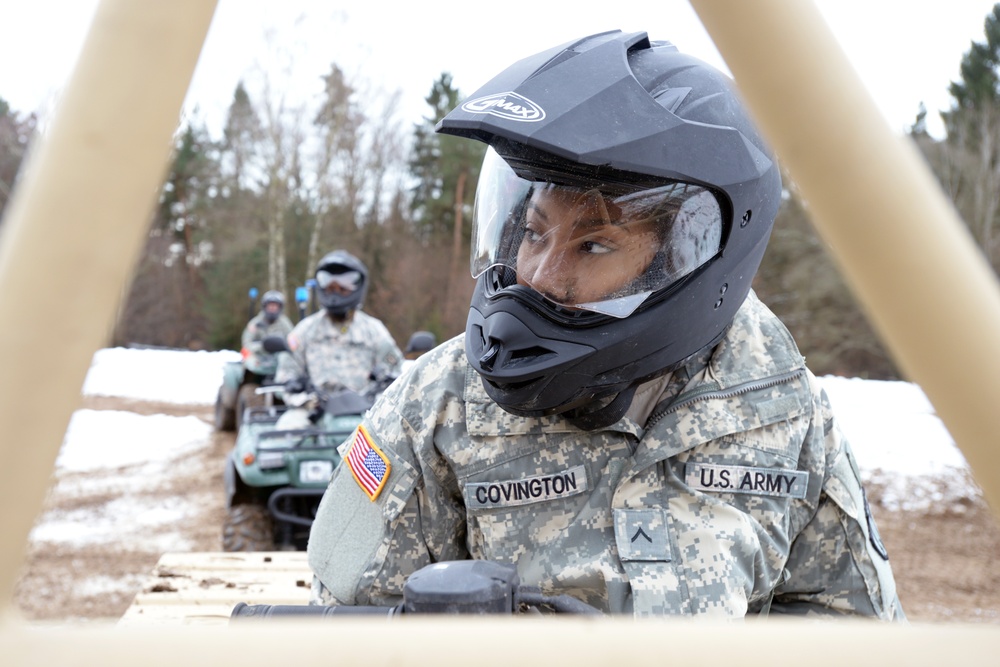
[232,602,400,619]
[230,560,603,621]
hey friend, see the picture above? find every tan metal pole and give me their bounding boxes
[0,2,995,666]
[1,617,999,666]
[691,0,1000,514]
[0,0,218,607]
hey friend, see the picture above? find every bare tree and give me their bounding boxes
[309,63,363,277]
[0,99,36,222]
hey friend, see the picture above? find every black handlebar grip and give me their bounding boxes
[231,602,400,620]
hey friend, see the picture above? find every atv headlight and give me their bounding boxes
[299,460,334,484]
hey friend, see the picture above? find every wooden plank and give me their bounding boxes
[154,551,312,573]
[119,551,312,626]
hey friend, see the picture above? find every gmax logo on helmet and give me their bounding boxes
[461,92,545,122]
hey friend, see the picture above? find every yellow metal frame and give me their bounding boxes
[0,0,995,662]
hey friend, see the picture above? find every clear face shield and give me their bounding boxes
[471,148,726,318]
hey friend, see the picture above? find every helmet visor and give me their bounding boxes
[316,269,362,293]
[471,148,724,318]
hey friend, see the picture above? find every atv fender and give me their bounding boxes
[219,360,246,409]
[224,455,252,508]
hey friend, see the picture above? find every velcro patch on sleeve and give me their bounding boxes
[345,424,391,502]
[685,462,808,499]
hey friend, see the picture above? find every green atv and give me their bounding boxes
[222,336,388,551]
[213,347,282,433]
[214,284,311,432]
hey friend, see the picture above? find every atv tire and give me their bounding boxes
[235,382,262,430]
[214,389,236,432]
[222,503,275,552]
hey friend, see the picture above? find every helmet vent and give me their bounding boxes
[486,378,535,392]
[506,346,554,367]
[652,86,691,113]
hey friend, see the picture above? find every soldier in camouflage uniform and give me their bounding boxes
[274,250,402,425]
[241,290,294,374]
[306,32,905,620]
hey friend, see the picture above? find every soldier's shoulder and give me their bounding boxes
[354,309,392,332]
[300,310,327,327]
[710,291,805,384]
[289,311,324,337]
[398,334,468,386]
[421,333,465,363]
[370,334,470,427]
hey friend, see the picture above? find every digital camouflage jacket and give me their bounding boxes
[274,309,402,396]
[307,292,904,619]
[241,314,294,378]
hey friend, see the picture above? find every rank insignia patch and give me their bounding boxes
[346,425,391,501]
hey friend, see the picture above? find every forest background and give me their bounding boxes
[5,7,1000,381]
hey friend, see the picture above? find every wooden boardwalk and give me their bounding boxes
[119,551,312,626]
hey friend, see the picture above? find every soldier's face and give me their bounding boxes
[324,283,355,297]
[516,187,659,307]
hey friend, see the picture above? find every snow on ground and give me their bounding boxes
[56,409,211,474]
[28,347,982,552]
[81,347,240,404]
[819,376,978,512]
[30,348,238,551]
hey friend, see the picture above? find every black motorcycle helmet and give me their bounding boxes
[436,31,782,429]
[405,330,438,356]
[315,250,368,317]
[261,290,285,323]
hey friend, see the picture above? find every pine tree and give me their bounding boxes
[943,3,1000,140]
[408,73,486,329]
[939,3,1000,270]
[222,82,262,192]
[409,73,486,242]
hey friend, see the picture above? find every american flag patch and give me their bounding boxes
[346,424,391,501]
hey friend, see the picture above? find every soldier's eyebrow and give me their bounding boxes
[527,201,621,231]
[527,201,548,221]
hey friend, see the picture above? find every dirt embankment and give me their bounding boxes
[12,396,1000,623]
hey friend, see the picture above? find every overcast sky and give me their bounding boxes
[1,0,998,140]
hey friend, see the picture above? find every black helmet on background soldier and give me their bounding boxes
[437,30,782,429]
[261,290,285,323]
[315,250,368,318]
[404,330,437,357]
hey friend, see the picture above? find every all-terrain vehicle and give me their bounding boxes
[222,336,392,552]
[214,287,305,432]
[213,347,282,432]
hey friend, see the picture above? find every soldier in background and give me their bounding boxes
[306,32,904,620]
[241,289,294,375]
[274,250,402,427]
